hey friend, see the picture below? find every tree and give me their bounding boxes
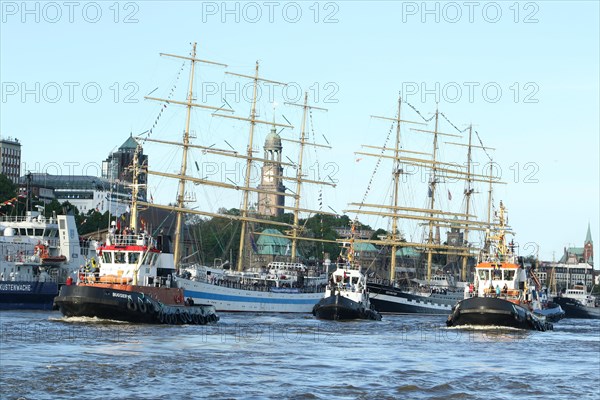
[0,174,17,202]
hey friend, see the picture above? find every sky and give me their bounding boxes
[1,0,598,263]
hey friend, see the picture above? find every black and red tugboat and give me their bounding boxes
[446,202,558,331]
[54,145,218,325]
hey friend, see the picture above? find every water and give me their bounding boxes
[1,311,599,400]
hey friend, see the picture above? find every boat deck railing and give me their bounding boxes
[107,233,152,247]
[0,215,57,224]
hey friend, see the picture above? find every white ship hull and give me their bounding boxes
[174,277,324,313]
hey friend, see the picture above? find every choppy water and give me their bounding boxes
[1,311,599,399]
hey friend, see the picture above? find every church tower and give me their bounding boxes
[584,222,593,265]
[257,125,285,217]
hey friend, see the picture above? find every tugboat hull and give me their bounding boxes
[368,283,462,315]
[446,297,552,331]
[54,285,218,325]
[312,294,381,321]
[553,297,600,319]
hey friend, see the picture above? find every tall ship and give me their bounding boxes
[342,96,495,314]
[121,43,333,312]
[0,207,83,310]
[446,202,555,331]
[54,138,219,325]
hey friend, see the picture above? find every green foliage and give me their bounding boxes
[77,210,110,235]
[189,210,242,265]
[0,174,16,201]
[370,228,388,240]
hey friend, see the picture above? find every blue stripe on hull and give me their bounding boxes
[0,281,58,310]
[184,289,321,305]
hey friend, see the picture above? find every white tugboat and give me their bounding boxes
[312,224,381,321]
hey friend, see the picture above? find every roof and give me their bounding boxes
[567,247,585,255]
[19,173,112,190]
[119,133,138,150]
[255,228,294,256]
[264,128,282,149]
[585,223,593,244]
[396,247,420,258]
[352,242,378,252]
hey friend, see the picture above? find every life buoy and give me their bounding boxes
[174,294,183,304]
[137,297,147,313]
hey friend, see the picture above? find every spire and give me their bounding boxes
[585,222,593,244]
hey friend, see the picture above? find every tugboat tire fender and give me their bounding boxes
[127,297,137,312]
[137,297,147,313]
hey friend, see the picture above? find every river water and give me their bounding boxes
[1,311,599,399]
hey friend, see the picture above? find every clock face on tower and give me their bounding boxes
[450,237,457,245]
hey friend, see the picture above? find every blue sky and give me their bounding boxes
[1,1,598,263]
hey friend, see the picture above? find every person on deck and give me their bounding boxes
[495,285,501,297]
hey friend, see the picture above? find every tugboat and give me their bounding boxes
[54,146,218,325]
[446,202,555,331]
[553,285,600,319]
[312,224,381,321]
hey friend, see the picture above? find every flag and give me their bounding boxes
[448,190,452,201]
[150,194,154,203]
[428,187,432,198]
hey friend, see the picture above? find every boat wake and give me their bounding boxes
[49,316,130,325]
[446,324,525,332]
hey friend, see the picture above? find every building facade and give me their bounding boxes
[101,134,147,200]
[0,137,22,183]
[558,224,594,266]
[19,173,132,216]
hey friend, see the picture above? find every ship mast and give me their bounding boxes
[141,44,310,269]
[129,143,142,233]
[144,42,229,268]
[171,43,199,266]
[424,108,440,281]
[236,62,260,272]
[285,92,330,262]
[359,96,425,280]
[220,62,292,272]
[461,125,473,280]
[290,93,308,262]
